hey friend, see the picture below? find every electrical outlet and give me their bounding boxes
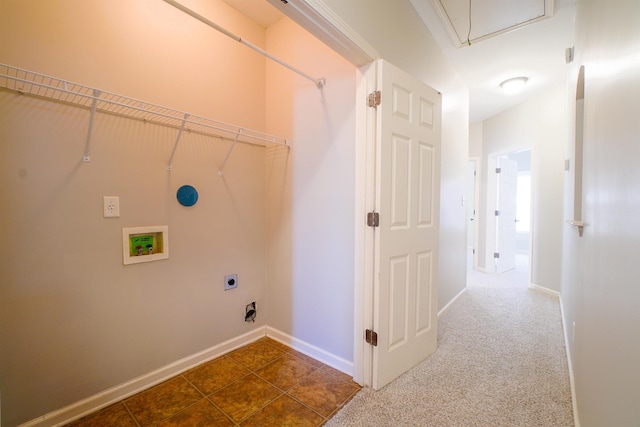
[103,196,120,217]
[225,274,238,290]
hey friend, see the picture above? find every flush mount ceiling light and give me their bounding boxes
[500,77,528,95]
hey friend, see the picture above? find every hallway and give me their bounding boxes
[326,253,573,426]
[467,252,531,289]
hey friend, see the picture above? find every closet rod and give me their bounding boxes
[161,0,326,89]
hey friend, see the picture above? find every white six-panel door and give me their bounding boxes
[372,59,441,389]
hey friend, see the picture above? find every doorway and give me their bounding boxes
[471,149,531,279]
[508,149,532,278]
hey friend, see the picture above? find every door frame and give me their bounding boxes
[467,157,480,270]
[353,61,377,387]
[485,151,507,272]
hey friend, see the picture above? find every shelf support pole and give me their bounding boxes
[83,89,100,163]
[218,130,242,177]
[167,113,190,171]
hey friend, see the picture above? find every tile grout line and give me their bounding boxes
[121,401,142,427]
[232,340,336,424]
[66,337,361,426]
[176,374,240,426]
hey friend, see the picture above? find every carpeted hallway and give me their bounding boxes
[326,254,574,426]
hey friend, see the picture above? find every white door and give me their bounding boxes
[495,157,517,272]
[372,59,441,389]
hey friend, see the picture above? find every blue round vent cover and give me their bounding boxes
[176,185,198,207]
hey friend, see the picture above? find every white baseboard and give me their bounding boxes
[19,327,267,427]
[19,326,353,427]
[558,296,581,427]
[529,282,560,297]
[438,287,467,318]
[266,327,354,376]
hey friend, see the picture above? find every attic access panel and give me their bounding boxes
[432,0,553,47]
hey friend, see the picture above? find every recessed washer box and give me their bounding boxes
[122,225,169,265]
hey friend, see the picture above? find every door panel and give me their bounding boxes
[373,59,441,389]
[389,255,409,350]
[415,250,433,334]
[418,142,435,226]
[391,135,411,228]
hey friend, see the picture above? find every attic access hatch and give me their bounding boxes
[431,0,554,47]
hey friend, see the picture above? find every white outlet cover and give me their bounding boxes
[103,196,120,217]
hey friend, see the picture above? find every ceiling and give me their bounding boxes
[222,0,283,28]
[410,0,577,122]
[223,0,576,123]
[431,0,552,47]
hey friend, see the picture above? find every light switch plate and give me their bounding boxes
[103,196,120,217]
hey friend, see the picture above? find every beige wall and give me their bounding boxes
[0,1,272,424]
[0,0,474,424]
[561,0,640,424]
[0,1,361,424]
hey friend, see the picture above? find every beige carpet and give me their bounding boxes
[327,255,574,426]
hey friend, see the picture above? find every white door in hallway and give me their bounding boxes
[372,59,441,389]
[495,157,517,272]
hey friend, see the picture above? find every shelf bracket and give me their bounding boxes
[83,89,101,163]
[218,130,242,177]
[167,113,190,171]
[567,220,587,237]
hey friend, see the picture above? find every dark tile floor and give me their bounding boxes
[65,337,361,426]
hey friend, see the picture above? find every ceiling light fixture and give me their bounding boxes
[500,77,528,95]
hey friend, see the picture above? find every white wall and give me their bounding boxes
[561,0,640,424]
[321,0,470,311]
[264,17,358,365]
[477,87,567,290]
[469,122,483,158]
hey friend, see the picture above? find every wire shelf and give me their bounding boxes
[0,63,289,148]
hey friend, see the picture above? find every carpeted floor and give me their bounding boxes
[326,254,574,426]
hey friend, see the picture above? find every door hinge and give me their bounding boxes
[495,210,500,216]
[365,329,378,346]
[495,167,502,173]
[367,211,380,227]
[494,252,500,258]
[368,91,381,108]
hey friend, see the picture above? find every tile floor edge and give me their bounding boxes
[18,327,268,427]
